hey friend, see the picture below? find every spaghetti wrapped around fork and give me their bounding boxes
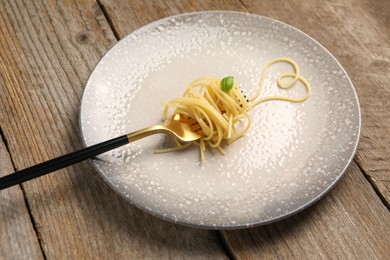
[157,57,311,160]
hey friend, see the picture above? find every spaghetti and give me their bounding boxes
[157,57,311,160]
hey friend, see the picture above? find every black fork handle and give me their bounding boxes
[0,135,129,190]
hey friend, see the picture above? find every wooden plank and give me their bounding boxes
[0,0,227,258]
[222,162,390,259]
[240,0,390,206]
[0,133,43,259]
[98,0,246,38]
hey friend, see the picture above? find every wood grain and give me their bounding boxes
[222,162,390,259]
[240,0,390,207]
[1,0,389,259]
[0,0,227,258]
[0,134,43,259]
[98,0,246,38]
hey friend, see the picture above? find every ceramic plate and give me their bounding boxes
[80,11,360,229]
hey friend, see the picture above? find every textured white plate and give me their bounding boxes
[80,11,360,229]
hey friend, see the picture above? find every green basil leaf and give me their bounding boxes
[221,76,234,93]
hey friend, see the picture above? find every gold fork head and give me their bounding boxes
[165,114,204,142]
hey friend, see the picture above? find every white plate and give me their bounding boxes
[80,11,360,229]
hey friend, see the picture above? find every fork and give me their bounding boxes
[0,114,203,190]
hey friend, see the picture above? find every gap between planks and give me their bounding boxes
[216,230,236,260]
[237,0,249,11]
[354,158,390,210]
[96,0,120,40]
[19,185,48,260]
[0,126,47,259]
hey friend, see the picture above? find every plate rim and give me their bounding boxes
[79,10,361,229]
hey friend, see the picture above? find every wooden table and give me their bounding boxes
[1,0,389,259]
